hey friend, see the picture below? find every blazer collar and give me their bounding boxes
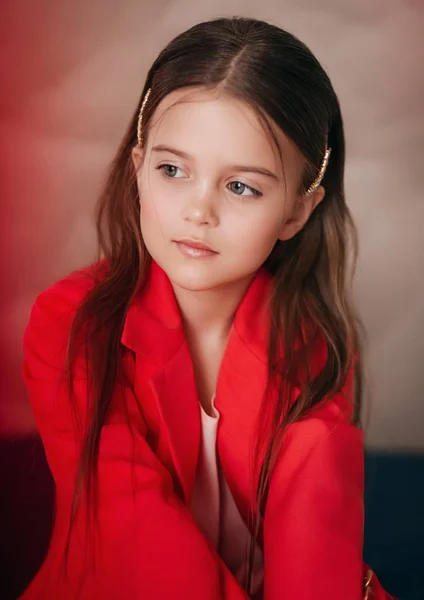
[121,259,273,366]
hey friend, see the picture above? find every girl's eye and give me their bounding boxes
[156,165,261,197]
[227,181,262,198]
[156,164,186,178]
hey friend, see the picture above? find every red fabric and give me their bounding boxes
[20,260,395,600]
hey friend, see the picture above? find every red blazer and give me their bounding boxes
[21,260,394,600]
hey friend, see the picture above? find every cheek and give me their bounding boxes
[138,188,165,251]
[247,226,280,264]
[228,205,285,252]
[138,179,171,229]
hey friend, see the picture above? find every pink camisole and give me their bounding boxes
[189,395,264,594]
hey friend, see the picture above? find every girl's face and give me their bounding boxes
[132,87,324,292]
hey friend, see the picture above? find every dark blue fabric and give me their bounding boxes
[364,452,424,600]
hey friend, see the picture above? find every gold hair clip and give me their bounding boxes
[306,147,331,195]
[137,88,152,147]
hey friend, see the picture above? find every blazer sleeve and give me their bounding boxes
[21,281,248,600]
[263,395,365,600]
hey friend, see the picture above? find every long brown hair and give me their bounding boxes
[65,17,363,594]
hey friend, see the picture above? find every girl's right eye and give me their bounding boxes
[156,164,186,178]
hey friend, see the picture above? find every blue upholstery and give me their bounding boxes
[364,452,424,600]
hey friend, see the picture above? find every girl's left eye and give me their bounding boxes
[156,164,186,178]
[227,181,262,198]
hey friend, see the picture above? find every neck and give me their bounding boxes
[171,273,256,341]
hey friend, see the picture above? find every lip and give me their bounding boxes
[173,238,219,259]
[174,238,218,252]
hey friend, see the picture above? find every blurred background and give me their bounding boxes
[0,1,423,598]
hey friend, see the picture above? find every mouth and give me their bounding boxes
[173,238,219,258]
[174,238,218,252]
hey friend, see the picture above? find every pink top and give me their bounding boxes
[189,395,264,594]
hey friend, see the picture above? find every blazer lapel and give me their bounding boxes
[121,260,201,504]
[148,346,200,502]
[214,268,275,518]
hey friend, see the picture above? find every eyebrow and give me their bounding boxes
[151,144,279,181]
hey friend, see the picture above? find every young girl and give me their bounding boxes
[20,16,396,600]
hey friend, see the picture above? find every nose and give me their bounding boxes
[180,191,219,227]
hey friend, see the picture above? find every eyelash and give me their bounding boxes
[155,163,262,198]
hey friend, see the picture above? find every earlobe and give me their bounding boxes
[278,185,326,241]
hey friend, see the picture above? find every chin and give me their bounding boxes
[167,261,223,292]
[169,260,258,295]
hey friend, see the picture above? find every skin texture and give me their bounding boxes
[131,87,325,411]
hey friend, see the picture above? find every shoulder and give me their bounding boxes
[28,260,108,322]
[23,260,109,376]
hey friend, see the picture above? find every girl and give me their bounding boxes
[21,16,396,600]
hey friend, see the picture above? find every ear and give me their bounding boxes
[278,185,326,241]
[131,145,144,173]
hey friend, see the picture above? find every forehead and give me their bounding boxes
[146,87,302,179]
